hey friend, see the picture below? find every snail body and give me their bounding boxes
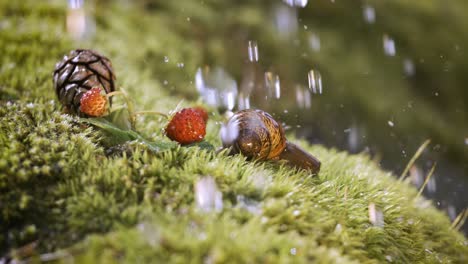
[221,109,320,173]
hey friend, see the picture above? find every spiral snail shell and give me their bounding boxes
[221,109,321,173]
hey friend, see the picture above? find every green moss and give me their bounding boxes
[0,0,467,263]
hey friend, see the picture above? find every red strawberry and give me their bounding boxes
[80,87,108,117]
[165,108,206,145]
[193,107,209,123]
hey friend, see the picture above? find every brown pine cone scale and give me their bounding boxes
[53,49,116,116]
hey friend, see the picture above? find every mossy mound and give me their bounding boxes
[0,0,467,263]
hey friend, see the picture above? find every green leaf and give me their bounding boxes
[80,117,177,153]
[183,140,215,150]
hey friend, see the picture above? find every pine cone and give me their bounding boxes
[53,49,116,115]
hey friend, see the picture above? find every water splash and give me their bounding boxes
[368,203,384,227]
[236,195,262,215]
[308,70,322,94]
[220,116,240,146]
[194,176,223,212]
[195,67,238,112]
[363,5,376,24]
[383,34,396,56]
[265,72,281,99]
[247,41,259,62]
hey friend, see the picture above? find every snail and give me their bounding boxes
[220,109,321,173]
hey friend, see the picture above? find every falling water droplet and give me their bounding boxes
[247,40,259,62]
[426,174,437,194]
[383,34,396,56]
[409,165,424,188]
[387,120,394,127]
[403,58,415,76]
[238,93,251,110]
[265,72,281,99]
[308,70,322,94]
[290,248,297,255]
[283,0,308,8]
[309,33,321,51]
[274,5,298,39]
[163,56,169,63]
[295,85,312,108]
[67,0,94,40]
[363,5,376,24]
[194,176,223,212]
[195,67,238,112]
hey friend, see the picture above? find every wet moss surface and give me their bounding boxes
[0,0,467,262]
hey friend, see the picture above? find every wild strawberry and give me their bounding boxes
[193,107,209,123]
[79,87,108,117]
[165,108,206,145]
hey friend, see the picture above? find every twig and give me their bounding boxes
[451,208,468,231]
[415,163,436,198]
[399,139,431,181]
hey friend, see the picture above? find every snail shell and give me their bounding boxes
[221,109,321,173]
[221,109,286,160]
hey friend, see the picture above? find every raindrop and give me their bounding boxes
[194,176,223,212]
[368,203,384,227]
[265,72,281,99]
[403,58,415,76]
[220,116,240,146]
[67,0,94,40]
[163,80,168,86]
[236,195,262,215]
[68,0,83,9]
[195,67,238,112]
[238,93,251,110]
[295,85,311,108]
[308,33,321,51]
[409,165,424,188]
[308,70,322,94]
[383,34,396,56]
[283,0,308,8]
[335,223,342,233]
[363,5,376,24]
[177,62,185,68]
[426,174,437,194]
[347,125,360,152]
[387,120,394,127]
[290,248,297,255]
[274,5,298,39]
[163,56,169,63]
[247,40,259,62]
[447,205,457,220]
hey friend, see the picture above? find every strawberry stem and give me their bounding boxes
[132,111,169,120]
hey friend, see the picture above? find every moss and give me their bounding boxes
[0,0,467,263]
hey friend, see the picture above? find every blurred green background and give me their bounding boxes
[137,0,468,227]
